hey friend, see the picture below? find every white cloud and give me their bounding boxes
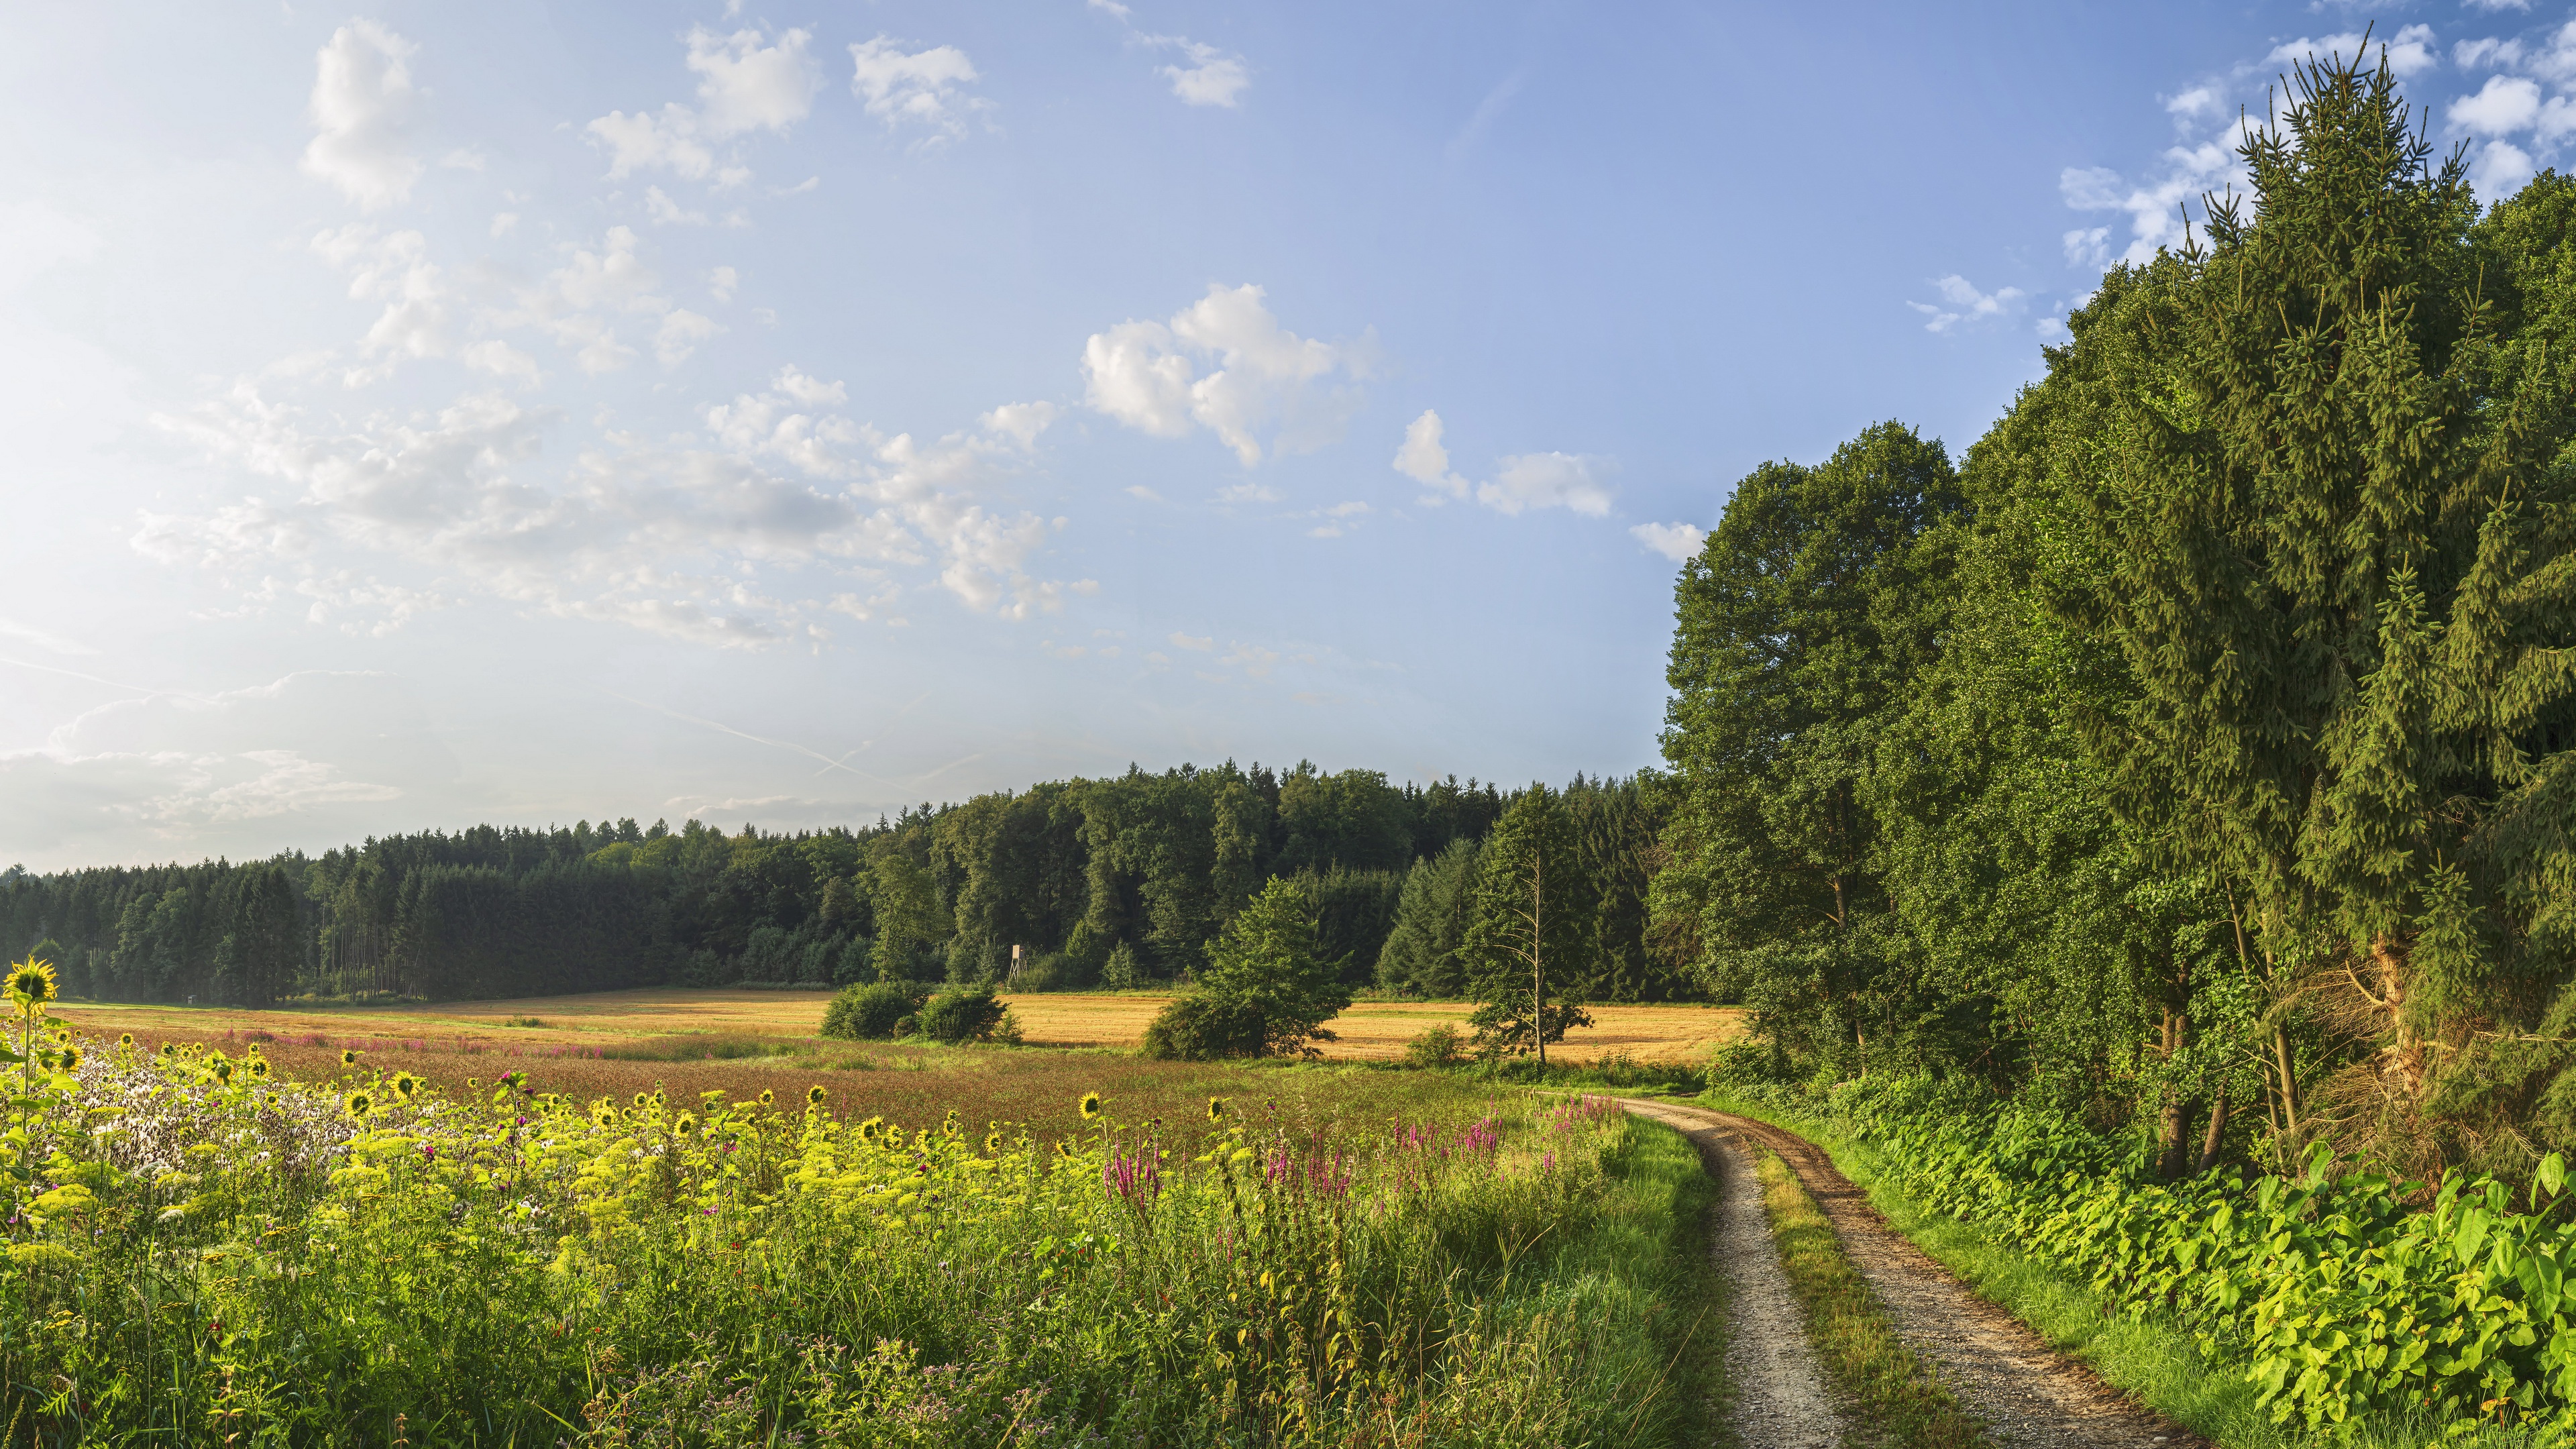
[585,28,816,184]
[1479,453,1612,517]
[2464,0,2531,13]
[646,186,709,225]
[1907,274,2027,333]
[654,309,720,366]
[2452,74,2543,133]
[710,266,739,303]
[1393,409,1470,501]
[2061,142,2243,265]
[2471,140,2538,200]
[490,211,519,238]
[850,38,988,140]
[2165,85,2221,121]
[1169,632,1212,651]
[0,619,97,655]
[586,105,714,181]
[688,27,819,138]
[1082,283,1375,466]
[2457,38,2526,70]
[2268,25,2438,79]
[979,400,1059,449]
[302,20,422,210]
[1160,42,1250,107]
[1124,485,1163,502]
[1216,482,1281,504]
[2062,227,2110,270]
[1630,521,1704,562]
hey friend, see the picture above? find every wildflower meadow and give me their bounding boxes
[0,961,1712,1446]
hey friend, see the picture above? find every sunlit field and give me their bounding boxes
[56,985,1742,1062]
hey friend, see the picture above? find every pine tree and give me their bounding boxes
[1460,788,1594,1063]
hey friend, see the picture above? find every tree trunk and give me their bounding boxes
[2194,1081,2229,1175]
[2155,1005,2192,1181]
[2373,934,2421,1097]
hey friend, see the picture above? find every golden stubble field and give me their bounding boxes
[52,988,1742,1132]
[56,987,1741,1063]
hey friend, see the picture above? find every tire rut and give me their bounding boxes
[1620,1099,2207,1449]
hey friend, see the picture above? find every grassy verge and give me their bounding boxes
[1584,1113,1734,1446]
[1748,1148,1986,1448]
[1703,1091,2476,1449]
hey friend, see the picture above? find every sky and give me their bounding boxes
[2,0,2569,873]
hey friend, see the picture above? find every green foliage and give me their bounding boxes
[1652,421,1964,1079]
[1101,940,1148,990]
[1403,1023,1468,1069]
[0,1040,1684,1447]
[1145,877,1352,1061]
[821,981,928,1040]
[1375,837,1481,997]
[1139,994,1271,1061]
[1827,1075,2576,1434]
[910,986,1016,1045]
[1462,788,1595,1059]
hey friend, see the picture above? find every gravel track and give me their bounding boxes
[1620,1098,2207,1449]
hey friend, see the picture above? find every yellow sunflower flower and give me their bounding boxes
[118,1032,134,1047]
[1206,1097,1227,1122]
[1078,1091,1104,1122]
[390,1071,421,1101]
[806,1085,827,1108]
[341,1049,362,1067]
[3,957,56,1011]
[341,1089,377,1120]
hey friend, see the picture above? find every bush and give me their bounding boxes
[1403,1023,1466,1069]
[1010,952,1079,992]
[820,981,926,1041]
[1140,994,1271,1061]
[912,987,1013,1045]
[1102,941,1148,990]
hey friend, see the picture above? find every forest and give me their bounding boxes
[0,763,1688,1008]
[1660,63,2576,1184]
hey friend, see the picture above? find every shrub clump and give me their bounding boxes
[1140,877,1348,1061]
[912,986,1020,1046]
[1140,995,1271,1061]
[820,981,926,1041]
[1402,1023,1466,1069]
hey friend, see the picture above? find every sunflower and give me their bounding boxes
[390,1071,422,1102]
[857,1114,884,1143]
[759,1089,776,1106]
[466,1077,480,1089]
[56,1045,83,1073]
[983,1130,1003,1152]
[159,1042,178,1058]
[592,1104,618,1128]
[1052,1140,1073,1159]
[341,1088,377,1120]
[632,1091,651,1109]
[211,1059,235,1085]
[246,1057,270,1080]
[3,958,56,1011]
[806,1085,827,1108]
[341,1049,362,1067]
[673,1113,699,1138]
[118,1032,134,1047]
[1206,1097,1227,1122]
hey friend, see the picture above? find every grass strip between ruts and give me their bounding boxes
[1750,1145,1990,1449]
[1704,1091,2512,1449]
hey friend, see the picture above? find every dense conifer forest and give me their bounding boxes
[0,764,1687,1007]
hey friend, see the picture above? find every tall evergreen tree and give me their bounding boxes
[1460,787,1595,1063]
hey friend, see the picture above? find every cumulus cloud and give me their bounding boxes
[2061,141,2243,265]
[2268,25,2438,79]
[690,27,820,138]
[1908,274,2027,333]
[1389,411,1612,517]
[302,20,423,210]
[850,38,989,139]
[2453,74,2544,133]
[1083,284,1375,466]
[1393,410,1470,502]
[1160,42,1250,107]
[586,27,816,183]
[1630,521,1704,562]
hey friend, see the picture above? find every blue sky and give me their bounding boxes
[0,0,2563,870]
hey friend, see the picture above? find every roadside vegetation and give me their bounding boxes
[0,963,1721,1446]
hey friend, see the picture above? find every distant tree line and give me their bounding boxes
[0,763,1694,1007]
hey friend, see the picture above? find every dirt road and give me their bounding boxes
[1621,1099,2206,1449]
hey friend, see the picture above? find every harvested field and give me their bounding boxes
[56,987,1741,1064]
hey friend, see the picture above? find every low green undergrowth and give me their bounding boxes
[0,980,1721,1446]
[1708,1080,2576,1447]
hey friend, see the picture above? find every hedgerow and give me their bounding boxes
[1822,1075,2576,1440]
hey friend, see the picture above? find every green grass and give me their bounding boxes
[1569,1110,1735,1446]
[1746,1147,1986,1448]
[1703,1091,2475,1449]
